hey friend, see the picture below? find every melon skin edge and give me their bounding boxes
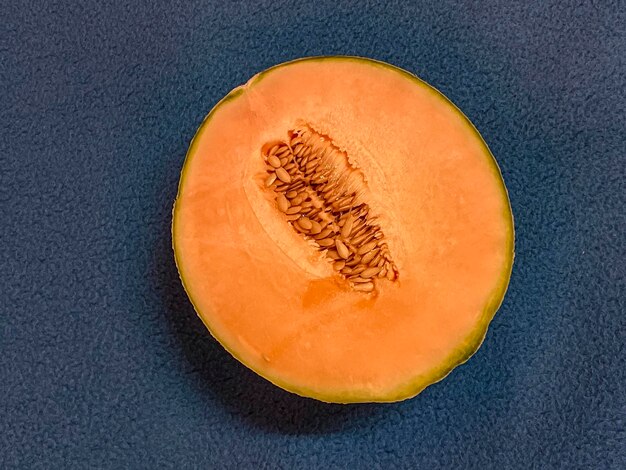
[172,56,515,404]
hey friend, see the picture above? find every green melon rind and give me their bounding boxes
[172,56,515,404]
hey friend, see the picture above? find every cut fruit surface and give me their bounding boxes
[172,57,514,403]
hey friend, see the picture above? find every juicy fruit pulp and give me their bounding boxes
[173,57,514,403]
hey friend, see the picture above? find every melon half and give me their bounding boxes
[172,57,514,403]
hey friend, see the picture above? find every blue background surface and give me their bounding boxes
[1,1,625,468]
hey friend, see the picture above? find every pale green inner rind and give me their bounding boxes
[172,56,515,404]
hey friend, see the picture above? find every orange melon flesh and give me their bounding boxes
[173,57,514,403]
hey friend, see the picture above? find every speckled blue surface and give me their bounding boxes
[1,1,625,468]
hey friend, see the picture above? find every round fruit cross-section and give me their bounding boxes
[172,57,514,403]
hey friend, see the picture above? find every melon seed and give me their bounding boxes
[350,231,369,246]
[314,228,334,240]
[286,205,302,215]
[346,256,362,267]
[269,144,280,155]
[340,214,354,239]
[333,260,346,270]
[335,239,350,259]
[318,238,335,247]
[275,167,291,183]
[268,155,281,168]
[361,266,381,278]
[265,173,277,187]
[310,220,322,235]
[291,195,305,206]
[276,194,290,213]
[357,241,377,255]
[293,221,309,233]
[370,252,383,267]
[288,181,305,191]
[298,217,313,230]
[353,282,374,292]
[360,248,379,265]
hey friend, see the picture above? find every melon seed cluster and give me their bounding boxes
[262,127,399,293]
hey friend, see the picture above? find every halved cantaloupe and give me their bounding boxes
[173,57,514,403]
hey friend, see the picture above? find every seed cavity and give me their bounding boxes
[261,125,399,292]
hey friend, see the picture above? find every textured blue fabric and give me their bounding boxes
[1,0,624,468]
